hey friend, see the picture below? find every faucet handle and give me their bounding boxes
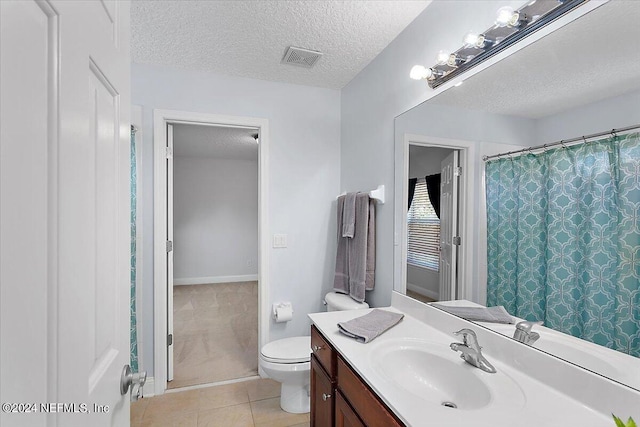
[453,328,478,345]
[515,320,543,333]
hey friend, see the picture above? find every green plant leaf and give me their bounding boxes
[613,415,627,427]
[613,415,637,427]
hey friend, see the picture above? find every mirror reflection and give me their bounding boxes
[394,0,640,391]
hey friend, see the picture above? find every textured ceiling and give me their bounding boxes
[131,0,431,89]
[173,124,258,161]
[429,0,640,119]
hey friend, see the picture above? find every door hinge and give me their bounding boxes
[454,166,462,177]
[166,240,173,252]
[167,334,173,346]
[165,147,173,159]
[453,236,461,246]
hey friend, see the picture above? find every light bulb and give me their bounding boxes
[463,32,480,47]
[447,53,465,67]
[410,65,429,80]
[496,6,516,27]
[475,34,488,48]
[436,50,449,66]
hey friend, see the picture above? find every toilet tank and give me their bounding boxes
[325,292,369,312]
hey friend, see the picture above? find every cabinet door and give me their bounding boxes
[336,391,365,427]
[311,356,334,427]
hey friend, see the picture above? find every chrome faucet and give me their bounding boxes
[450,328,496,374]
[513,321,543,345]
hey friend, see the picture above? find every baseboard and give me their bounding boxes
[406,283,439,301]
[142,376,155,398]
[174,274,258,286]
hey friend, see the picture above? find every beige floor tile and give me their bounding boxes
[131,398,150,424]
[171,282,258,389]
[143,389,200,421]
[197,403,254,427]
[250,397,309,427]
[246,379,281,402]
[198,382,249,411]
[141,410,198,427]
[289,423,310,427]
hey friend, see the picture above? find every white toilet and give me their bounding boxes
[259,292,369,413]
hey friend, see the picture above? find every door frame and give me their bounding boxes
[153,109,269,395]
[398,133,476,301]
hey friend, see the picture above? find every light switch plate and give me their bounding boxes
[273,234,287,248]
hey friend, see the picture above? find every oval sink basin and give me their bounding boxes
[369,339,491,410]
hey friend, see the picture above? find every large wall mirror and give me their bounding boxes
[394,0,640,391]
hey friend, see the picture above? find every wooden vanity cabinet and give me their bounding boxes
[310,325,405,427]
[311,325,337,427]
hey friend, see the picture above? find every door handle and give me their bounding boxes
[322,393,332,401]
[120,365,147,400]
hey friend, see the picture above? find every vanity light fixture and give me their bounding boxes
[410,0,587,89]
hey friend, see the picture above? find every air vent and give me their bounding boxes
[281,46,323,69]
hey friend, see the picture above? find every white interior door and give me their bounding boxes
[439,151,459,301]
[167,124,175,382]
[1,1,132,426]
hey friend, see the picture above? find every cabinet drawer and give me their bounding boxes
[337,356,404,427]
[311,325,336,377]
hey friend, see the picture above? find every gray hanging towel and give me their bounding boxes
[365,197,376,291]
[347,193,370,302]
[333,195,349,294]
[342,192,357,238]
[433,304,514,324]
[338,309,404,343]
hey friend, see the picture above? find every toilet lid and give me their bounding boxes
[261,336,311,363]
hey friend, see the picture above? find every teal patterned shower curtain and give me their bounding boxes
[486,132,640,357]
[130,126,139,372]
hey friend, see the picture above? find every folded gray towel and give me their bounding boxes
[432,304,514,324]
[337,309,404,343]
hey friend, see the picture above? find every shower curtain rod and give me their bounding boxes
[482,123,640,161]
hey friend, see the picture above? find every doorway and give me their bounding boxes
[168,123,259,389]
[397,133,476,304]
[153,110,270,395]
[405,146,459,303]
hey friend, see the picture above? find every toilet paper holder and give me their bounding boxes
[272,302,293,320]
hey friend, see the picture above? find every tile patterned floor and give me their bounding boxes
[170,282,258,389]
[132,378,310,427]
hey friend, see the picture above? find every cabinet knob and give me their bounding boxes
[312,345,324,352]
[322,393,332,401]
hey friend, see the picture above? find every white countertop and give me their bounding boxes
[309,299,636,426]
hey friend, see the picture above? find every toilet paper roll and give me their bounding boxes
[274,305,293,323]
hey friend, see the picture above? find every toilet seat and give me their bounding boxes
[260,336,311,364]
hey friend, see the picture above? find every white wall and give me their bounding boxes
[534,89,640,143]
[341,0,528,308]
[408,146,451,179]
[173,156,258,282]
[133,63,341,377]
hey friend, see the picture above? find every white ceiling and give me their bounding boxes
[173,124,258,161]
[131,0,430,89]
[429,0,640,119]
